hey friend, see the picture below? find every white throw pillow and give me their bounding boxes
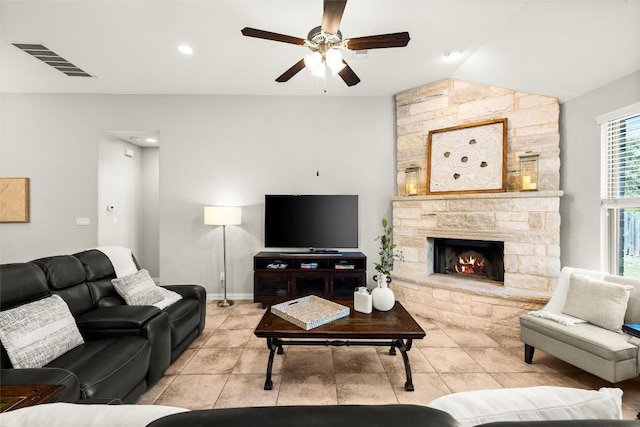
[562,274,633,333]
[0,294,85,369]
[426,386,622,427]
[0,403,189,427]
[112,269,163,306]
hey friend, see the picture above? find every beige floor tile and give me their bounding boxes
[233,302,267,316]
[465,347,536,373]
[335,373,398,405]
[188,330,213,349]
[155,374,227,410]
[233,347,284,375]
[439,372,503,393]
[215,373,281,408]
[182,348,243,375]
[442,327,501,347]
[389,372,452,405]
[246,333,268,348]
[420,347,484,373]
[505,347,583,373]
[490,372,588,389]
[277,373,338,406]
[165,348,197,375]
[491,335,524,348]
[137,375,176,404]
[332,346,385,373]
[376,345,435,373]
[218,314,264,330]
[413,314,440,330]
[416,329,459,348]
[283,347,334,374]
[203,328,254,348]
[204,314,229,330]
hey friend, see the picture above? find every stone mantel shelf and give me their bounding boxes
[391,271,552,304]
[392,190,563,202]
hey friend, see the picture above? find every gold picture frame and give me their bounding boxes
[0,177,30,223]
[427,118,507,194]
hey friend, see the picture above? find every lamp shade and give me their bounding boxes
[204,206,242,225]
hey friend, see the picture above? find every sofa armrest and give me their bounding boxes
[0,368,81,402]
[162,284,207,333]
[75,306,161,338]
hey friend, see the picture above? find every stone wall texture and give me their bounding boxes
[392,78,560,336]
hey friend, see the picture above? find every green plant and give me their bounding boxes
[374,218,404,276]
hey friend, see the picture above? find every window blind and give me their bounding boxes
[599,104,640,208]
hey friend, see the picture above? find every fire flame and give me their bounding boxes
[455,255,485,274]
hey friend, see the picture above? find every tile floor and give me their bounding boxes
[138,300,640,419]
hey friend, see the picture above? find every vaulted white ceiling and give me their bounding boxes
[2,0,639,102]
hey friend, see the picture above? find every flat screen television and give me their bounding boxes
[264,194,358,250]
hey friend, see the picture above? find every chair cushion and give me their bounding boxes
[0,295,84,369]
[0,263,50,309]
[520,314,637,361]
[562,274,633,333]
[165,299,200,347]
[111,269,163,306]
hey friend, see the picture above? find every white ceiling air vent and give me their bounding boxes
[11,43,94,77]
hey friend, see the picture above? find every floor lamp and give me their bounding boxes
[204,206,242,307]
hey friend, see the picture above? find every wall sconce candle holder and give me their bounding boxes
[519,153,539,191]
[405,165,420,196]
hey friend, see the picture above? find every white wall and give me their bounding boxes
[98,135,143,256]
[0,94,396,297]
[141,146,160,277]
[560,70,640,269]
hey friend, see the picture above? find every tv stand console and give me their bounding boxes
[253,251,367,305]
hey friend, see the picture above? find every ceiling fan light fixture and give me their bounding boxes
[325,49,345,75]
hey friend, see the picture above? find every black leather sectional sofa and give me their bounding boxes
[0,249,206,403]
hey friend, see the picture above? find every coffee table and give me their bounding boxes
[0,384,65,412]
[254,300,425,391]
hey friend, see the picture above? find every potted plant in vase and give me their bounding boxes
[372,218,404,311]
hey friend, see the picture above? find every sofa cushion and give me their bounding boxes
[426,386,623,427]
[146,405,458,427]
[0,263,50,309]
[562,274,633,333]
[75,306,161,333]
[112,269,163,306]
[0,295,84,369]
[33,255,86,290]
[46,336,151,400]
[520,314,637,361]
[0,402,189,427]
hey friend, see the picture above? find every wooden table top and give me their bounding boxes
[0,384,65,412]
[254,300,425,340]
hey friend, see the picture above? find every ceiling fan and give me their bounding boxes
[241,0,410,87]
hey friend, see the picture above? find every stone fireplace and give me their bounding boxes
[391,78,561,336]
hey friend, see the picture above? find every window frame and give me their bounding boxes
[597,102,640,275]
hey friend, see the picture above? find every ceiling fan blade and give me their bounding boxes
[276,59,306,82]
[338,61,360,87]
[241,27,305,46]
[322,0,347,35]
[345,32,410,50]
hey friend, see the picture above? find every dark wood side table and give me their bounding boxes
[0,384,65,412]
[254,300,425,391]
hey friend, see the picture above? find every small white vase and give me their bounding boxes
[371,274,395,311]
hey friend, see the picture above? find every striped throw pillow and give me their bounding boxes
[0,294,85,368]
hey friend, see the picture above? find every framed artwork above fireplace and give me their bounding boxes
[427,118,507,194]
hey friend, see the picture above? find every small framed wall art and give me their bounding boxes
[427,118,507,194]
[0,177,30,223]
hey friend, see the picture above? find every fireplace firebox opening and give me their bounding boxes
[433,238,505,283]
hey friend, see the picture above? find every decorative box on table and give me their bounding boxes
[270,295,350,330]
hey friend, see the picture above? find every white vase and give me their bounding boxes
[371,274,395,311]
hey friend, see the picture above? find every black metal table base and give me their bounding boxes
[263,337,416,391]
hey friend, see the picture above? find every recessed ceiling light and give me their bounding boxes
[444,50,463,60]
[178,44,193,55]
[145,137,157,143]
